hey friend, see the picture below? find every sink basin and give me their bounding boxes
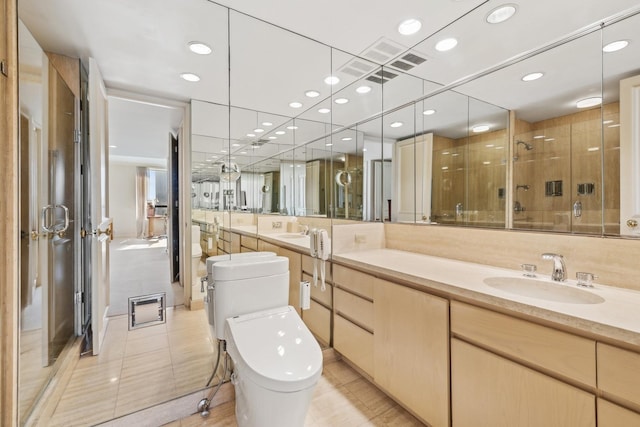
[483,277,605,304]
[276,234,307,240]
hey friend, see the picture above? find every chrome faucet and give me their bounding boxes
[541,253,567,281]
[301,225,310,235]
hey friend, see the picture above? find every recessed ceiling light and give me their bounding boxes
[289,102,303,108]
[362,148,367,152]
[246,133,256,137]
[240,151,247,154]
[324,76,340,85]
[341,137,353,141]
[268,136,277,140]
[261,121,273,126]
[180,73,200,82]
[603,40,629,53]
[435,38,458,52]
[398,18,422,35]
[334,98,349,104]
[356,85,372,94]
[220,149,227,153]
[109,145,118,148]
[253,128,264,133]
[232,143,241,147]
[472,125,490,133]
[522,72,544,81]
[287,125,299,130]
[576,97,602,108]
[188,41,212,55]
[275,131,286,135]
[318,108,331,114]
[485,4,517,24]
[390,121,404,128]
[326,143,333,147]
[423,109,436,115]
[305,90,320,98]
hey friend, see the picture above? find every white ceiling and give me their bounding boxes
[17,0,640,169]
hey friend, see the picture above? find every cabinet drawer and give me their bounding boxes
[451,301,596,387]
[302,255,333,283]
[598,343,640,407]
[303,301,331,346]
[302,272,332,308]
[221,230,230,241]
[333,265,374,299]
[335,288,373,332]
[241,235,258,251]
[334,314,373,376]
[598,399,640,426]
[240,247,255,253]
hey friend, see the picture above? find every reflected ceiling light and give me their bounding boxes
[261,121,273,126]
[180,72,200,82]
[318,108,331,114]
[268,136,277,139]
[544,138,555,142]
[220,149,227,153]
[356,85,372,94]
[576,97,602,108]
[305,90,320,98]
[253,128,264,133]
[587,147,600,152]
[608,123,621,128]
[522,72,544,81]
[334,98,349,104]
[232,143,241,147]
[188,41,212,55]
[109,145,118,148]
[485,144,495,148]
[390,121,404,128]
[362,148,367,152]
[423,109,436,115]
[398,18,422,35]
[287,125,299,130]
[324,75,340,85]
[435,38,458,52]
[482,161,491,165]
[485,4,517,24]
[326,143,333,146]
[289,101,303,108]
[246,133,256,137]
[533,135,545,139]
[275,131,286,135]
[603,120,614,124]
[205,159,212,162]
[240,151,247,154]
[603,40,629,53]
[472,124,490,133]
[341,137,353,141]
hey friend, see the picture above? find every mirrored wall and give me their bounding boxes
[191,4,640,239]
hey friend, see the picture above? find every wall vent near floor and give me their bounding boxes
[129,292,166,330]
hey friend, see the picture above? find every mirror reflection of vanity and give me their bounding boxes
[191,4,640,241]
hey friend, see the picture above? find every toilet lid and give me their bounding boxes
[226,306,323,392]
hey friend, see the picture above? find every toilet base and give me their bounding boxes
[232,366,316,427]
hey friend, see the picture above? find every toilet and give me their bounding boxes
[212,256,323,427]
[191,225,203,288]
[204,251,276,339]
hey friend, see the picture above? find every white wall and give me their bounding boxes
[109,163,137,237]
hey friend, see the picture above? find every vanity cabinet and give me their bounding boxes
[217,230,239,255]
[373,278,449,427]
[450,301,596,427]
[301,254,332,346]
[240,234,257,252]
[275,246,302,316]
[451,338,596,427]
[597,343,640,421]
[333,265,374,376]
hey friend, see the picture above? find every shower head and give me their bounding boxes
[517,140,534,150]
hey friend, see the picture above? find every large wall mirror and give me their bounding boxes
[190,3,640,252]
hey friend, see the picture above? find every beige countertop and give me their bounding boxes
[228,225,257,236]
[333,248,640,348]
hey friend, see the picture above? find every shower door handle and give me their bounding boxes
[41,204,70,237]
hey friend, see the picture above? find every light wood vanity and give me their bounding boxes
[243,233,640,427]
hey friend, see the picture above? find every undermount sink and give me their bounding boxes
[483,277,605,305]
[276,234,307,239]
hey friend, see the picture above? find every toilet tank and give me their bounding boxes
[204,251,277,338]
[212,256,289,341]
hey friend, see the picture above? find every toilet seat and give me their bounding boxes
[225,306,323,393]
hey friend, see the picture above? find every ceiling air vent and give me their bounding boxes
[388,51,428,72]
[361,38,405,64]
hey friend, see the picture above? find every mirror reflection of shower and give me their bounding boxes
[513,140,534,160]
[514,183,530,212]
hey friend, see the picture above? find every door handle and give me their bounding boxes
[573,200,582,218]
[41,204,70,237]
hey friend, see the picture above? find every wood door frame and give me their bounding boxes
[1,0,20,424]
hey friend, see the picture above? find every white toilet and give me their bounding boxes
[191,225,203,288]
[204,251,276,339]
[212,256,323,427]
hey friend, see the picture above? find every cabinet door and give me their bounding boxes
[374,279,449,427]
[278,247,302,315]
[451,338,595,427]
[598,399,640,427]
